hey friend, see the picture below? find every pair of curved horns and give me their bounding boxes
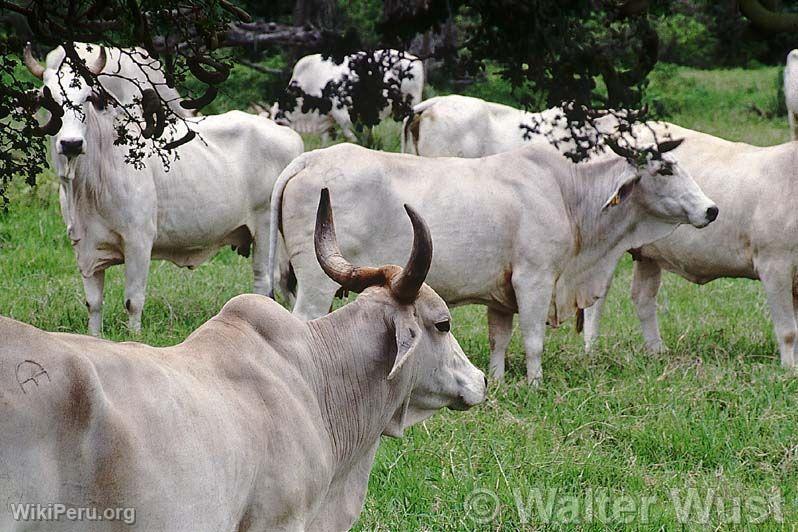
[606,136,684,159]
[314,188,433,303]
[24,43,107,79]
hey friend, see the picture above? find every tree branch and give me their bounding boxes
[223,21,324,50]
[739,0,798,34]
[238,59,282,75]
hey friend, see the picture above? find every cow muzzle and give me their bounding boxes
[449,370,487,411]
[691,203,719,228]
[59,138,84,158]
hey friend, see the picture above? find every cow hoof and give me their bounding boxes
[488,368,505,382]
[526,375,542,388]
[645,342,665,354]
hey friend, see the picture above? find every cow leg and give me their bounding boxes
[487,308,513,380]
[512,272,555,386]
[759,263,797,368]
[291,267,339,321]
[82,270,105,337]
[792,287,798,368]
[631,258,664,353]
[790,111,798,141]
[252,225,271,297]
[331,108,357,142]
[123,244,152,334]
[582,295,606,353]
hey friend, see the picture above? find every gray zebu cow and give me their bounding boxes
[269,142,718,384]
[401,94,614,157]
[583,123,798,368]
[25,44,304,335]
[0,190,486,532]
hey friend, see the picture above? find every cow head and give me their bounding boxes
[314,188,486,437]
[24,43,110,175]
[267,102,291,126]
[604,138,718,228]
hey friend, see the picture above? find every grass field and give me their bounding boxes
[2,63,797,529]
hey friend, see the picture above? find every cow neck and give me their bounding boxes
[72,105,123,205]
[304,295,414,468]
[552,156,645,310]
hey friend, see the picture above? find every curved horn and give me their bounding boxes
[32,87,64,136]
[658,137,684,153]
[605,137,635,159]
[314,188,386,293]
[23,43,45,79]
[88,46,107,75]
[389,204,433,303]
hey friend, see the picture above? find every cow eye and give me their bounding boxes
[87,92,105,110]
[435,320,450,332]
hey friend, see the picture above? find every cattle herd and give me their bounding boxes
[0,42,796,530]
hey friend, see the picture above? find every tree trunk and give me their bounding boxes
[293,0,336,29]
[383,0,429,20]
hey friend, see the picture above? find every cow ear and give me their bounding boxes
[387,313,421,380]
[602,173,641,211]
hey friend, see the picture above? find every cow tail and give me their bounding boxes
[401,114,414,154]
[268,153,310,299]
[402,111,424,155]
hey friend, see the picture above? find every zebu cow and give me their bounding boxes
[0,190,486,532]
[401,94,614,157]
[25,44,304,335]
[271,50,424,142]
[269,142,718,384]
[784,49,798,140]
[583,123,798,368]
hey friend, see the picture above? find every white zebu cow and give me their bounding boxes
[401,94,614,157]
[269,142,718,384]
[271,50,424,142]
[784,49,798,140]
[583,123,798,368]
[0,191,486,531]
[26,44,304,335]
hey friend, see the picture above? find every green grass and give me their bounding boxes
[3,64,798,529]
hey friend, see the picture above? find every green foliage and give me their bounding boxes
[646,62,788,145]
[0,45,46,208]
[460,66,523,107]
[337,0,382,45]
[185,53,288,114]
[655,13,718,68]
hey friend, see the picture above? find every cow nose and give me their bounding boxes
[60,139,83,157]
[705,205,719,223]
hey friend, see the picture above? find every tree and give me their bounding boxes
[293,0,336,28]
[0,0,257,206]
[1,0,668,207]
